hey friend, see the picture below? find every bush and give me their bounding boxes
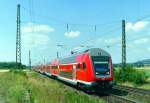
[114,68,122,82]
[114,65,148,84]
[132,71,147,84]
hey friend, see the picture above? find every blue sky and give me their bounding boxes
[0,0,150,65]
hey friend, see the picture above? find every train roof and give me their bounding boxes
[81,48,110,57]
[63,48,110,58]
[57,48,110,64]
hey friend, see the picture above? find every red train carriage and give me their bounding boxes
[38,48,113,89]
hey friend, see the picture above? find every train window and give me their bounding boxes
[77,64,80,69]
[52,66,58,69]
[83,63,86,70]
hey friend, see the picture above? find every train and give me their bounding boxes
[35,48,113,90]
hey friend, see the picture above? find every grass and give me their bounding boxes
[136,67,150,79]
[0,70,105,103]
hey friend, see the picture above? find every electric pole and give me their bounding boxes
[122,20,126,69]
[16,4,22,69]
[29,50,31,69]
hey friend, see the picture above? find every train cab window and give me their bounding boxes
[83,63,86,70]
[77,64,80,69]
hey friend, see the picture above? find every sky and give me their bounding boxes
[0,0,150,65]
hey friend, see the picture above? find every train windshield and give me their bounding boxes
[92,56,110,77]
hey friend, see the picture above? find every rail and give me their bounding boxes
[114,85,150,95]
[102,92,137,103]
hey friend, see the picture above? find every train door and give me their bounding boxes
[73,65,76,80]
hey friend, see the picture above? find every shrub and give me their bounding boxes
[114,68,122,82]
[114,65,148,84]
[132,71,147,84]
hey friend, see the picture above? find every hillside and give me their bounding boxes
[135,59,150,64]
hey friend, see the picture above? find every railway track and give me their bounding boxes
[38,72,145,103]
[101,92,138,103]
[113,85,150,95]
[111,85,150,103]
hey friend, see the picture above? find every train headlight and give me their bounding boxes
[106,71,110,75]
[96,72,99,75]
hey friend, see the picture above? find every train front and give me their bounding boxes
[89,48,113,88]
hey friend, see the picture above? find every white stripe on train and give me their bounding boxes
[43,71,95,86]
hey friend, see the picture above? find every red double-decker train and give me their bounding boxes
[36,48,113,89]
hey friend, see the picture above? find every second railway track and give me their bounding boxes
[101,92,138,103]
[113,85,150,95]
[110,85,150,103]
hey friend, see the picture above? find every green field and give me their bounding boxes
[114,66,150,90]
[0,70,105,103]
[136,67,150,77]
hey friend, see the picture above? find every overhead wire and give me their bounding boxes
[88,13,150,48]
[20,5,120,27]
[77,25,121,46]
[21,3,122,52]
[20,2,150,33]
[20,4,122,48]
[20,2,150,52]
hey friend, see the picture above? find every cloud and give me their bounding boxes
[22,23,55,33]
[126,21,149,32]
[22,23,55,49]
[22,33,49,48]
[64,31,80,38]
[134,38,149,44]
